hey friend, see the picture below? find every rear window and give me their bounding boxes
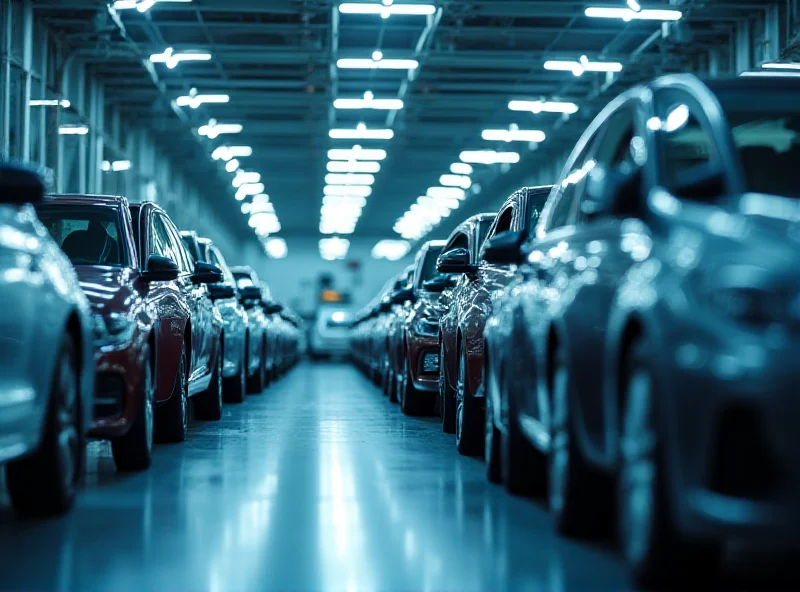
[35,205,127,266]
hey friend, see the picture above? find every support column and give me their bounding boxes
[0,0,11,158]
[20,0,31,162]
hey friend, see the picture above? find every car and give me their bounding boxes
[309,305,353,360]
[485,74,800,587]
[0,164,94,516]
[436,213,496,443]
[128,202,225,441]
[230,266,271,393]
[380,266,415,397]
[392,241,448,415]
[181,232,249,403]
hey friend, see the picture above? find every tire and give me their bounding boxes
[548,340,606,536]
[261,337,271,388]
[440,340,457,434]
[246,336,264,394]
[112,346,154,472]
[387,364,398,403]
[195,340,224,421]
[502,377,544,496]
[400,357,426,416]
[223,345,247,403]
[381,362,391,397]
[484,355,502,484]
[456,344,483,456]
[618,340,722,589]
[155,347,189,443]
[7,336,83,517]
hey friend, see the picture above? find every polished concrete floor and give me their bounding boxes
[0,362,793,591]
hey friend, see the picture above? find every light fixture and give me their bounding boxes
[249,212,281,235]
[339,3,435,16]
[508,99,579,114]
[324,185,373,197]
[319,237,350,260]
[113,0,192,12]
[246,201,274,215]
[584,6,682,21]
[328,147,387,161]
[336,57,419,70]
[58,124,89,135]
[333,91,404,110]
[323,195,367,207]
[198,119,242,139]
[235,183,265,201]
[450,163,473,175]
[225,159,239,173]
[459,150,520,165]
[101,160,132,172]
[761,62,800,70]
[29,99,70,108]
[372,239,411,261]
[439,174,472,190]
[544,55,623,76]
[325,173,375,186]
[329,126,394,140]
[211,146,252,161]
[149,47,212,69]
[427,186,466,200]
[481,128,546,142]
[327,161,381,173]
[176,89,230,109]
[265,238,288,259]
[232,171,261,188]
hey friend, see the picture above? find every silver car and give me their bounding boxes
[309,305,353,359]
[0,164,94,517]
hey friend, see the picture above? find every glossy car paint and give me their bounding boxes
[0,202,94,464]
[490,75,800,545]
[230,266,269,380]
[129,203,223,403]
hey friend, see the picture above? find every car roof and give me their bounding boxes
[43,194,128,207]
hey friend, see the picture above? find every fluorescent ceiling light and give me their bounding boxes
[324,185,373,197]
[249,212,281,234]
[339,3,435,17]
[232,171,261,187]
[336,58,419,70]
[427,186,466,200]
[334,91,404,110]
[327,160,381,173]
[627,0,641,10]
[212,146,252,161]
[101,160,132,172]
[329,126,394,140]
[264,238,287,259]
[58,125,89,135]
[113,0,191,12]
[198,119,242,139]
[319,237,350,260]
[762,62,800,70]
[235,183,265,201]
[246,201,274,215]
[325,173,375,186]
[450,163,473,175]
[371,239,411,261]
[460,150,520,164]
[508,99,579,114]
[328,147,386,161]
[482,128,546,142]
[544,56,623,76]
[29,99,70,108]
[225,159,239,173]
[176,91,230,109]
[584,7,682,21]
[150,47,211,69]
[323,195,367,207]
[439,174,472,189]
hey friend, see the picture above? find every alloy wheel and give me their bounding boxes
[180,352,189,433]
[144,359,154,454]
[456,348,466,443]
[56,353,79,491]
[548,352,570,513]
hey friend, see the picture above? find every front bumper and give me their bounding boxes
[407,332,439,392]
[89,342,146,439]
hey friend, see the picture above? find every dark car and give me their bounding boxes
[439,187,550,455]
[381,265,415,399]
[230,265,270,393]
[391,241,447,415]
[181,232,249,403]
[128,202,224,441]
[485,74,800,587]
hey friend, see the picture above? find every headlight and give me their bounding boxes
[413,316,440,336]
[93,312,136,346]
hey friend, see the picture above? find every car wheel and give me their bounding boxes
[456,344,483,456]
[112,346,154,471]
[196,340,224,421]
[484,355,502,484]
[156,347,189,443]
[224,344,247,403]
[619,340,722,589]
[7,336,83,516]
[246,337,264,394]
[387,362,398,404]
[440,341,457,434]
[400,357,422,416]
[548,341,604,536]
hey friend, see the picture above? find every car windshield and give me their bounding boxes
[418,245,444,287]
[35,205,126,266]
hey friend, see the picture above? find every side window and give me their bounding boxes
[655,91,720,199]
[445,232,468,252]
[150,216,175,262]
[493,207,514,236]
[210,248,235,284]
[162,216,194,273]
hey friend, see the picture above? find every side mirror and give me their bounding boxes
[142,254,180,282]
[264,301,283,314]
[191,261,223,285]
[482,230,527,265]
[391,286,415,304]
[581,164,639,220]
[208,283,235,300]
[437,247,477,274]
[239,285,262,305]
[0,163,45,204]
[379,299,391,313]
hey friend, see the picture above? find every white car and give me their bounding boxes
[309,306,353,359]
[0,164,94,516]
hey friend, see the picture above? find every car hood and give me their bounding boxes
[74,266,141,311]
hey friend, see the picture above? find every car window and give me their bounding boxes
[209,247,235,284]
[445,231,468,252]
[35,205,126,266]
[493,207,514,236]
[151,215,179,266]
[161,215,194,273]
[417,245,443,288]
[476,218,493,252]
[181,235,201,263]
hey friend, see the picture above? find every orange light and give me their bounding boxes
[321,289,342,302]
